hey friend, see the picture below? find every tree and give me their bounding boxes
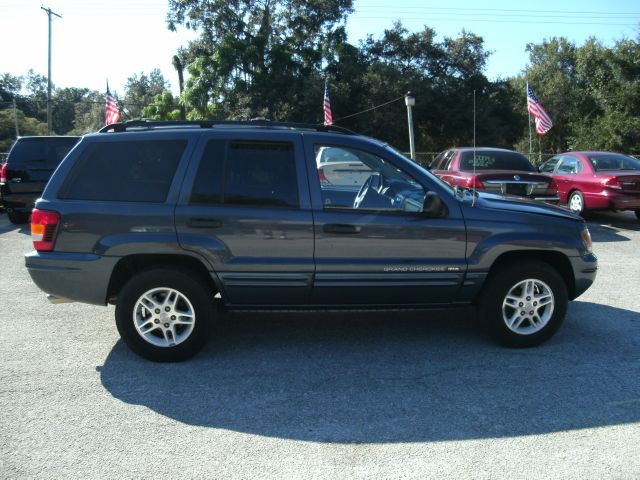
[141,91,182,120]
[123,69,170,119]
[167,0,353,119]
[0,109,47,152]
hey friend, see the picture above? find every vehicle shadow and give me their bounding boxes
[99,302,640,442]
[587,211,639,243]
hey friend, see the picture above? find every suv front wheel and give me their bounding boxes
[479,261,568,347]
[115,268,215,361]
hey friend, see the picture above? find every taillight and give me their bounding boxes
[31,209,60,252]
[0,163,6,183]
[318,168,330,185]
[603,177,622,190]
[546,177,558,194]
[465,177,484,189]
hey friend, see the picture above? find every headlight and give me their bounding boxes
[580,227,593,254]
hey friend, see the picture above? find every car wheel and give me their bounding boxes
[479,261,568,348]
[7,210,30,224]
[635,210,640,221]
[115,268,215,362]
[568,190,587,217]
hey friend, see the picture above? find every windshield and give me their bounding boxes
[588,153,640,171]
[459,150,536,172]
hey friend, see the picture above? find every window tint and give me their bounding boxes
[190,140,225,204]
[314,145,425,213]
[588,153,640,171]
[557,157,579,174]
[9,137,79,168]
[60,140,186,202]
[224,141,298,208]
[540,157,560,173]
[459,150,535,172]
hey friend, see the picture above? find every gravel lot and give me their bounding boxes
[1,210,639,479]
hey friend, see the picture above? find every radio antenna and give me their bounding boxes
[472,89,477,206]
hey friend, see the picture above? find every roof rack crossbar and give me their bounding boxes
[98,119,356,135]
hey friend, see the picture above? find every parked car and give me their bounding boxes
[430,147,559,203]
[316,145,372,190]
[0,136,80,224]
[26,120,596,361]
[539,152,640,219]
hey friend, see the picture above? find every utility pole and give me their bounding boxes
[41,6,62,135]
[405,92,416,161]
[12,99,20,138]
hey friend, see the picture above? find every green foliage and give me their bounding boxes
[141,91,182,120]
[513,35,640,155]
[123,69,170,119]
[0,109,47,152]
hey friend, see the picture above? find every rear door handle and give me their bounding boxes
[187,218,223,229]
[323,224,361,234]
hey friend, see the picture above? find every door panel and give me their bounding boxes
[176,133,314,306]
[304,138,467,306]
[312,210,467,305]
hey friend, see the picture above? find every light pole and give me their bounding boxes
[405,92,416,161]
[41,6,62,135]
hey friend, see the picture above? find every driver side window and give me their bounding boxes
[314,145,425,213]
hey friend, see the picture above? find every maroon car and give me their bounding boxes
[430,147,559,202]
[540,151,640,219]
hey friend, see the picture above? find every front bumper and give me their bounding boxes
[25,251,119,306]
[569,253,598,300]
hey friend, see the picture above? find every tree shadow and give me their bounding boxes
[99,302,640,442]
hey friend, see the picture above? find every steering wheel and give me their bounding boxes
[353,174,374,209]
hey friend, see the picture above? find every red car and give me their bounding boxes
[539,151,640,219]
[430,147,558,202]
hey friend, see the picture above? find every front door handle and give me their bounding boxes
[323,224,361,234]
[187,218,223,229]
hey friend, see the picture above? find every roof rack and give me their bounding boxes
[98,119,356,135]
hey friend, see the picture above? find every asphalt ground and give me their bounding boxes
[1,210,639,479]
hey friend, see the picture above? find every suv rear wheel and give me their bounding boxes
[115,268,215,361]
[479,261,568,347]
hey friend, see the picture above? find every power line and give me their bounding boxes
[334,95,405,122]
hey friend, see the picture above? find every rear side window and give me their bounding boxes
[8,137,79,169]
[190,140,298,208]
[60,140,186,202]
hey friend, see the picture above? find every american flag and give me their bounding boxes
[527,84,552,135]
[323,80,333,126]
[105,83,121,125]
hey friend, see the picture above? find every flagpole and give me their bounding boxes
[527,82,533,163]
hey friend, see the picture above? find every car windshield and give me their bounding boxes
[459,150,536,172]
[588,154,640,171]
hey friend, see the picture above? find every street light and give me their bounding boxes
[405,92,416,161]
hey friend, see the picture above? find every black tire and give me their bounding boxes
[635,210,640,221]
[115,268,215,362]
[7,210,30,224]
[479,261,568,348]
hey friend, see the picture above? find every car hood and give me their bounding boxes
[472,191,580,221]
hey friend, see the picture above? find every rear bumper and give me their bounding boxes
[569,253,598,300]
[585,191,640,211]
[0,188,38,212]
[25,251,118,306]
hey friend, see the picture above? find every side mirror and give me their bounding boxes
[422,191,448,218]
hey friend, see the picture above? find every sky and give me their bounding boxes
[0,0,638,97]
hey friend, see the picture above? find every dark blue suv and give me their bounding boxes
[25,121,597,361]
